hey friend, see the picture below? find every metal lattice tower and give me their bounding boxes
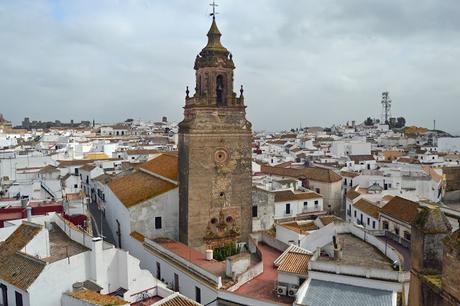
[381,92,392,124]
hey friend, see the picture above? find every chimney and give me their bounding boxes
[26,206,32,222]
[90,237,104,288]
[333,235,343,259]
[21,198,28,208]
[206,249,213,261]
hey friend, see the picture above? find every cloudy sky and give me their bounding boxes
[1,0,459,134]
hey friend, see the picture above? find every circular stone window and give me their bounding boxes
[226,216,234,223]
[210,218,218,225]
[214,149,229,164]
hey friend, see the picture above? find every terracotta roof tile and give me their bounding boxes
[274,190,322,202]
[279,221,318,234]
[319,215,341,225]
[0,223,46,289]
[156,293,202,306]
[140,153,178,181]
[261,165,342,183]
[353,199,380,219]
[80,164,96,172]
[277,251,311,274]
[349,155,375,163]
[108,171,176,208]
[66,289,128,305]
[341,171,360,178]
[126,149,159,155]
[380,196,420,224]
[346,189,361,201]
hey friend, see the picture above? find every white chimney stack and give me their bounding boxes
[26,206,32,222]
[206,249,213,261]
[90,237,104,288]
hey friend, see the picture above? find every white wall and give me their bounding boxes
[274,198,323,219]
[438,137,460,153]
[129,188,179,241]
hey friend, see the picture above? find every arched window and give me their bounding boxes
[216,75,225,106]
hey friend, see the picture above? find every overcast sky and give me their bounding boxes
[1,0,459,134]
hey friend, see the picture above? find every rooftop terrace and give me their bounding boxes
[44,223,89,263]
[317,234,393,271]
[235,243,294,305]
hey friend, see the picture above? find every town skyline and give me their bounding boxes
[1,0,460,134]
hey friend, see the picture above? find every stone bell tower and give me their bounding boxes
[178,15,252,250]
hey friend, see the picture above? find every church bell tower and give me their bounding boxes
[178,14,252,250]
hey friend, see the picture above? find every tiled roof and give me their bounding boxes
[38,165,59,174]
[353,199,380,219]
[380,196,420,224]
[349,155,375,163]
[277,251,311,274]
[140,153,178,181]
[58,160,95,167]
[341,171,360,178]
[274,244,312,266]
[319,215,341,226]
[279,221,318,234]
[108,171,176,208]
[346,189,361,201]
[274,190,322,202]
[93,174,112,184]
[155,293,202,306]
[126,149,159,155]
[80,164,96,172]
[261,165,342,183]
[66,289,127,305]
[0,223,46,290]
[301,279,393,306]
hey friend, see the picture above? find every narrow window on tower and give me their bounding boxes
[216,75,225,106]
[252,206,258,218]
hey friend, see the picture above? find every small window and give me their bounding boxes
[156,262,161,279]
[343,179,347,186]
[174,273,179,291]
[252,206,258,218]
[303,201,308,207]
[285,203,291,214]
[315,188,320,194]
[382,220,389,230]
[372,221,376,229]
[367,218,370,226]
[394,226,400,235]
[404,231,411,240]
[15,291,23,306]
[314,200,319,206]
[195,286,201,303]
[74,184,78,188]
[1,284,7,306]
[354,210,357,217]
[155,217,162,229]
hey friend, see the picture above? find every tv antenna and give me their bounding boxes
[381,92,392,124]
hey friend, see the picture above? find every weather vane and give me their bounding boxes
[210,0,219,19]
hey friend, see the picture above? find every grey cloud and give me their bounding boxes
[0,0,459,134]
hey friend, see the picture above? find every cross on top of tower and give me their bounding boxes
[210,0,219,19]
